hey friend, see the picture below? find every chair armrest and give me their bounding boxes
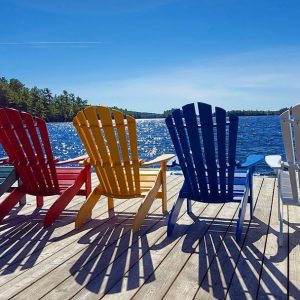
[166,156,179,167]
[0,156,9,164]
[55,154,88,165]
[281,161,300,170]
[141,154,175,167]
[265,155,282,170]
[238,154,264,168]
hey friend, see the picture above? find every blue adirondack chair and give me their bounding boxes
[165,103,263,241]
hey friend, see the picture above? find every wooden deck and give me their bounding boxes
[0,174,298,299]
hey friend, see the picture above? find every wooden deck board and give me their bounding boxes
[0,175,299,299]
[1,175,180,299]
[224,177,276,299]
[164,176,264,300]
[288,199,300,299]
[257,179,288,299]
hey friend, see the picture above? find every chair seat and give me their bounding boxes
[179,170,249,202]
[280,170,300,205]
[56,167,87,192]
[19,167,86,195]
[139,168,160,192]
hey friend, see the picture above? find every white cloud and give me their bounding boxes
[64,47,300,112]
[0,42,102,48]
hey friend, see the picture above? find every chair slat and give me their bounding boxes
[36,118,60,192]
[172,109,200,198]
[182,103,208,200]
[165,112,191,187]
[280,109,298,200]
[166,103,241,203]
[74,106,143,197]
[97,107,128,195]
[113,109,134,195]
[126,115,140,194]
[21,113,56,194]
[215,107,227,199]
[79,107,115,194]
[292,104,300,194]
[0,109,38,193]
[198,102,219,201]
[227,113,239,200]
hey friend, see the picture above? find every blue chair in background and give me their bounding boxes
[165,102,263,241]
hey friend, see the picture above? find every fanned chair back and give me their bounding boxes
[280,105,300,203]
[73,106,141,198]
[165,102,239,203]
[0,108,59,195]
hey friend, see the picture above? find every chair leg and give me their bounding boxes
[0,188,26,222]
[108,197,114,210]
[44,169,86,227]
[248,170,254,219]
[167,196,185,236]
[75,187,102,229]
[278,196,283,247]
[37,196,43,207]
[132,173,162,233]
[236,187,249,242]
[187,199,192,215]
[249,196,253,219]
[161,163,167,213]
[18,179,26,206]
[85,165,92,198]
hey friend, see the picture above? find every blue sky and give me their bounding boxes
[1,0,300,113]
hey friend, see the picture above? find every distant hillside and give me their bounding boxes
[228,108,288,116]
[0,76,288,121]
[0,77,88,122]
[110,106,163,119]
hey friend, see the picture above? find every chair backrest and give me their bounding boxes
[280,104,300,201]
[166,102,239,202]
[73,106,141,197]
[0,108,59,195]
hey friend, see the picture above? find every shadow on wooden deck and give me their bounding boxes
[0,175,299,299]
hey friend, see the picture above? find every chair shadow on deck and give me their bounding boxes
[68,209,167,295]
[152,211,300,299]
[0,207,78,276]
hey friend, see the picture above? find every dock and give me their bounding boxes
[0,174,297,299]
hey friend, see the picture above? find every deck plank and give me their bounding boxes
[163,176,264,300]
[193,177,270,299]
[257,179,289,299]
[224,177,276,299]
[0,175,296,300]
[124,203,228,300]
[42,177,189,300]
[288,200,300,298]
[38,176,184,300]
[0,176,136,286]
[1,176,181,299]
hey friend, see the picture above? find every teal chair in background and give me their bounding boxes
[0,158,25,206]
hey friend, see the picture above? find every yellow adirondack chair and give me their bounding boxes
[73,106,174,232]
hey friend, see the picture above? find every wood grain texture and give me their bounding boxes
[0,175,297,300]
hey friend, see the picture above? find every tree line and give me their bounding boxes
[229,108,288,116]
[0,77,88,122]
[0,77,288,121]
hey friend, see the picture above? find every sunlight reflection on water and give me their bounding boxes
[0,116,284,174]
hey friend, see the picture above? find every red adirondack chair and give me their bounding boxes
[0,108,91,227]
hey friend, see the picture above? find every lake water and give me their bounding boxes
[0,116,284,175]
